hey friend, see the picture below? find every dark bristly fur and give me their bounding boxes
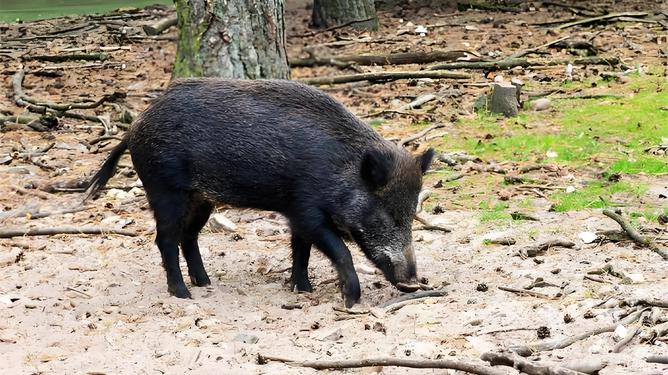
[87,79,434,307]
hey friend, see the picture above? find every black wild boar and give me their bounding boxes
[87,79,434,307]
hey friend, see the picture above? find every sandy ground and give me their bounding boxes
[1,1,668,374]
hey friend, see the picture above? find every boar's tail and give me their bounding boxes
[84,138,128,201]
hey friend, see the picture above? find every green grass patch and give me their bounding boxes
[549,181,647,212]
[438,75,668,176]
[0,0,172,22]
[607,158,668,175]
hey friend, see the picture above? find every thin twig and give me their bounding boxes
[299,71,470,86]
[481,351,593,375]
[612,327,639,353]
[414,215,452,232]
[510,308,647,356]
[498,286,555,300]
[0,226,137,238]
[602,209,668,260]
[398,123,445,147]
[379,289,448,308]
[258,355,505,375]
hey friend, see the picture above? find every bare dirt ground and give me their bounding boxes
[1,1,667,374]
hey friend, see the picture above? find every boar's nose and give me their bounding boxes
[393,243,418,292]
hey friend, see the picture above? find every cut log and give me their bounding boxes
[488,82,520,117]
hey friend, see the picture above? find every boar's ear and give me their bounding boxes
[419,148,435,174]
[361,149,392,190]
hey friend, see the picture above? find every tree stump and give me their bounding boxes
[488,82,521,117]
[312,0,378,31]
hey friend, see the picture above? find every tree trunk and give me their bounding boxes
[312,0,378,31]
[173,0,289,79]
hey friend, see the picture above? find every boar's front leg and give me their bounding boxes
[290,232,313,293]
[312,227,361,308]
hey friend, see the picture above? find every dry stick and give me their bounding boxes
[0,226,137,238]
[290,50,471,67]
[22,53,108,62]
[398,123,445,147]
[0,205,87,220]
[624,298,668,309]
[602,209,668,260]
[258,355,504,375]
[293,17,376,37]
[21,91,124,111]
[510,36,571,58]
[12,66,116,126]
[414,214,452,232]
[612,327,639,353]
[428,56,621,71]
[521,239,575,258]
[142,15,177,35]
[510,308,646,356]
[299,70,470,86]
[379,289,448,308]
[645,356,668,364]
[481,352,589,375]
[498,286,554,300]
[556,11,648,29]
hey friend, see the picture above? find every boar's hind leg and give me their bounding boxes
[150,189,191,299]
[290,232,313,293]
[180,195,213,287]
[312,227,361,308]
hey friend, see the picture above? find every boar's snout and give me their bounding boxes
[386,243,418,291]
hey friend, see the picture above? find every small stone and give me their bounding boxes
[233,333,259,344]
[372,322,386,334]
[565,185,576,193]
[476,283,488,292]
[578,232,598,244]
[531,98,551,111]
[614,324,628,339]
[316,328,343,341]
[0,248,23,267]
[209,214,237,233]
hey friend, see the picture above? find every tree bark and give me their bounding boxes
[312,0,378,31]
[173,0,289,79]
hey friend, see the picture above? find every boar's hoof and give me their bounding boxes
[342,283,361,309]
[189,273,211,287]
[168,284,192,299]
[292,278,313,293]
[396,282,421,293]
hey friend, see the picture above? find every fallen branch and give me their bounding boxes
[498,286,555,300]
[510,36,571,58]
[481,352,594,375]
[22,53,109,62]
[0,226,137,238]
[623,298,668,309]
[611,327,638,353]
[398,123,445,147]
[510,308,646,356]
[290,50,472,67]
[298,70,470,86]
[142,15,177,35]
[556,11,648,29]
[258,355,504,374]
[379,289,449,309]
[21,91,125,111]
[602,209,668,260]
[293,17,377,37]
[519,240,575,258]
[414,214,452,232]
[645,356,668,364]
[428,56,621,71]
[0,205,87,220]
